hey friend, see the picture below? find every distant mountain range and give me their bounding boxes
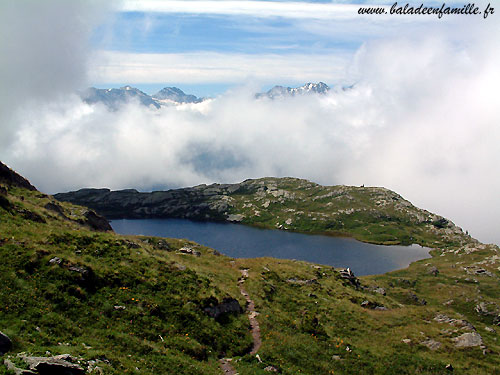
[81,82,332,110]
[256,82,330,99]
[153,87,202,104]
[81,86,204,110]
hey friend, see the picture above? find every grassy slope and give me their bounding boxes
[0,187,252,374]
[1,183,500,374]
[232,244,500,374]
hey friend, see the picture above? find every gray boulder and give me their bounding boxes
[452,332,483,348]
[0,331,12,355]
[178,247,201,257]
[373,287,386,295]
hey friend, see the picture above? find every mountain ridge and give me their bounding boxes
[55,177,470,248]
[80,86,203,110]
[80,82,332,110]
[256,82,330,99]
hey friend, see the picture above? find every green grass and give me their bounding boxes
[1,183,500,374]
[0,187,251,374]
[227,253,500,375]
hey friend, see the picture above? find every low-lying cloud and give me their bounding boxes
[1,2,499,245]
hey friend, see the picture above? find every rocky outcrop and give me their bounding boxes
[434,314,475,331]
[44,202,67,217]
[286,277,318,285]
[360,300,387,310]
[79,210,112,232]
[420,339,442,351]
[0,331,12,355]
[4,359,37,375]
[407,292,427,306]
[427,266,439,276]
[0,195,11,211]
[49,258,98,290]
[339,268,360,287]
[0,162,37,191]
[54,184,241,221]
[204,298,242,319]
[177,247,201,257]
[19,354,85,375]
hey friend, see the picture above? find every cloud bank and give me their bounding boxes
[90,51,351,85]
[0,0,109,149]
[0,2,498,245]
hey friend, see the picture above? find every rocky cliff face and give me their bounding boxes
[1,161,111,232]
[55,177,470,247]
[0,161,37,191]
[55,183,240,221]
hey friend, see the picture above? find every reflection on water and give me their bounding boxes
[111,218,430,276]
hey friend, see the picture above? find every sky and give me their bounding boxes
[0,0,499,245]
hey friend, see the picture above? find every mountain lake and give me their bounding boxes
[111,218,431,276]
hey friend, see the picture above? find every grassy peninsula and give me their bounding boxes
[55,177,470,247]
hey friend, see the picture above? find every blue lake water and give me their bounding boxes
[111,219,431,276]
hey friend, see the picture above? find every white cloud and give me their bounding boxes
[121,0,371,20]
[1,0,499,246]
[5,23,500,245]
[0,0,113,149]
[90,50,351,84]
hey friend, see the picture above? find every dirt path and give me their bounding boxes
[219,268,262,374]
[219,358,237,375]
[238,269,262,355]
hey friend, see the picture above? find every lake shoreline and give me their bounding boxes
[111,218,431,276]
